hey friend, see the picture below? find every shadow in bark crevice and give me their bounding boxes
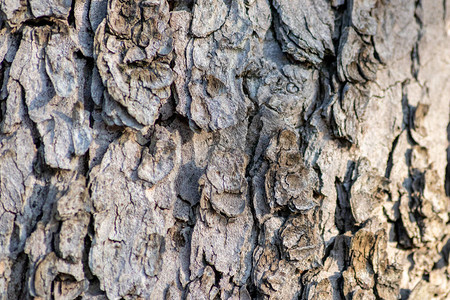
[334,160,359,234]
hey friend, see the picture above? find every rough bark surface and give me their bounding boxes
[0,0,449,299]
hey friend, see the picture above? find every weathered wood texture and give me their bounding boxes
[0,0,449,299]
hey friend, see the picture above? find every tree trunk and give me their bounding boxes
[0,0,449,299]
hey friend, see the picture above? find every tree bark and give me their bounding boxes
[0,0,449,299]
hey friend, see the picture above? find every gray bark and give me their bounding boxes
[0,0,449,299]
